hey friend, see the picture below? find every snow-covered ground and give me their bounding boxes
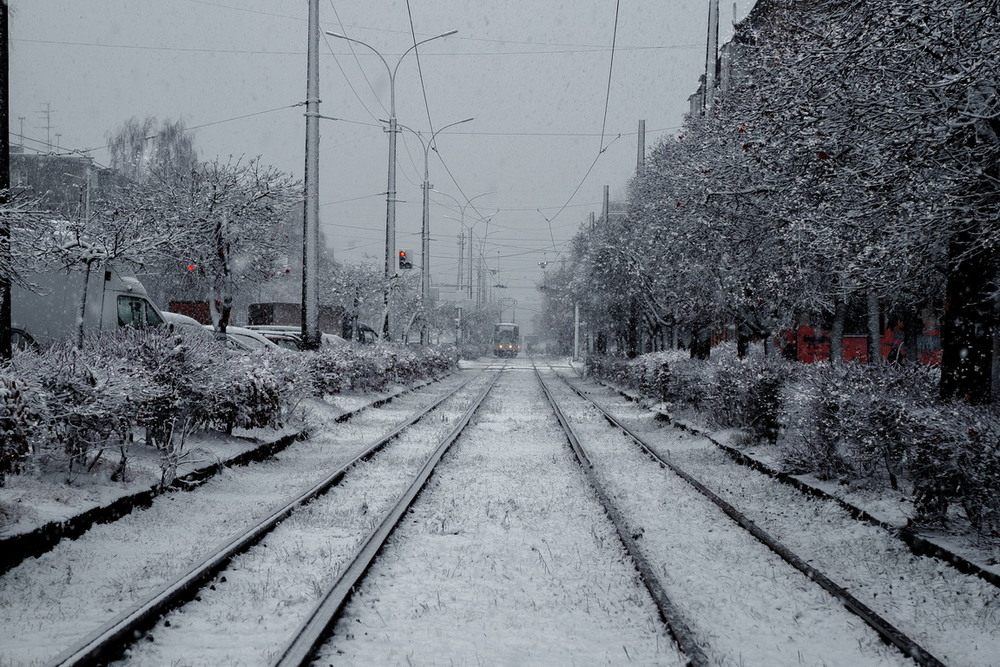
[0,376,470,665]
[547,372,1000,666]
[1,358,998,665]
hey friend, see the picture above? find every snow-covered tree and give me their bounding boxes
[151,156,300,333]
[106,116,198,185]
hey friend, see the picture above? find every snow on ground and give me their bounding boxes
[114,373,493,666]
[565,373,1000,666]
[544,373,914,666]
[315,368,686,665]
[0,377,470,666]
[0,384,393,537]
[2,358,999,666]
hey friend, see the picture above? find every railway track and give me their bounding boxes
[5,359,995,665]
[541,363,1000,666]
[0,367,495,666]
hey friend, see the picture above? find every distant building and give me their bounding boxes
[8,152,116,216]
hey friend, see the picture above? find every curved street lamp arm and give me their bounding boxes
[393,29,459,79]
[324,32,392,78]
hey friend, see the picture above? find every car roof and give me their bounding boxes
[202,324,282,350]
[163,311,204,326]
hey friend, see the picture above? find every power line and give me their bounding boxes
[13,36,699,57]
[405,0,437,139]
[325,1,387,123]
[598,0,622,153]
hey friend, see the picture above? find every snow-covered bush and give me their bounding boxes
[587,350,1000,534]
[905,404,1000,531]
[10,340,144,480]
[309,343,456,396]
[706,353,787,444]
[0,333,456,486]
[778,364,938,486]
[208,352,286,433]
[0,374,42,484]
[586,348,785,441]
[584,354,631,387]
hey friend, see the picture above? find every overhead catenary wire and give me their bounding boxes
[516,0,624,261]
[405,0,438,141]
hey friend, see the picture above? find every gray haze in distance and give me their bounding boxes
[8,0,757,329]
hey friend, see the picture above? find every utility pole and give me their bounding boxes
[1,0,11,360]
[457,231,464,297]
[637,119,645,175]
[300,0,321,349]
[704,0,720,114]
[40,102,52,149]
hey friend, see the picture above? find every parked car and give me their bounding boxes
[243,325,348,351]
[202,324,285,352]
[162,311,214,340]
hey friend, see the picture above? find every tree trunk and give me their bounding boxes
[940,231,995,403]
[866,291,881,365]
[690,322,712,360]
[829,297,847,366]
[75,261,93,349]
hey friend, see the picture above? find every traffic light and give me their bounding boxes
[398,249,413,270]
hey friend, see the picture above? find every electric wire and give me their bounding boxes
[326,0,388,122]
[405,0,437,140]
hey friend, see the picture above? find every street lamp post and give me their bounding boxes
[325,29,457,341]
[397,118,474,343]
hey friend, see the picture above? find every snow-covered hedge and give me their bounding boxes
[0,375,41,484]
[587,348,1000,533]
[0,332,457,488]
[308,344,457,395]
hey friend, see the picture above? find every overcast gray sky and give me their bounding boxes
[8,0,757,327]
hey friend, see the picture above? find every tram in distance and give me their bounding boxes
[493,322,520,358]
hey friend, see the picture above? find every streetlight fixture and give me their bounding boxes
[396,117,474,343]
[325,28,457,340]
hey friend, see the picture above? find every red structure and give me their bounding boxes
[780,325,941,365]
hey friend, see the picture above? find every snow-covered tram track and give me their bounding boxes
[539,366,945,667]
[22,369,497,667]
[291,367,691,666]
[555,369,1000,666]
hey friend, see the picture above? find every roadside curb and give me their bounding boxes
[0,429,304,576]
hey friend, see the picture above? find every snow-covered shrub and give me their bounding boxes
[906,404,1000,531]
[309,343,456,396]
[778,366,855,478]
[95,328,218,448]
[778,363,940,486]
[706,354,787,444]
[411,344,458,378]
[208,351,286,433]
[0,374,42,484]
[308,346,369,394]
[626,352,673,403]
[10,340,142,480]
[458,343,489,360]
[584,354,631,387]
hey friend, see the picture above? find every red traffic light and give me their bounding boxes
[398,249,413,269]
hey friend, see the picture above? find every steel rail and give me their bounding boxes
[50,370,489,667]
[533,365,710,667]
[553,370,947,667]
[272,369,503,666]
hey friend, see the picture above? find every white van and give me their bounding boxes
[11,260,165,348]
